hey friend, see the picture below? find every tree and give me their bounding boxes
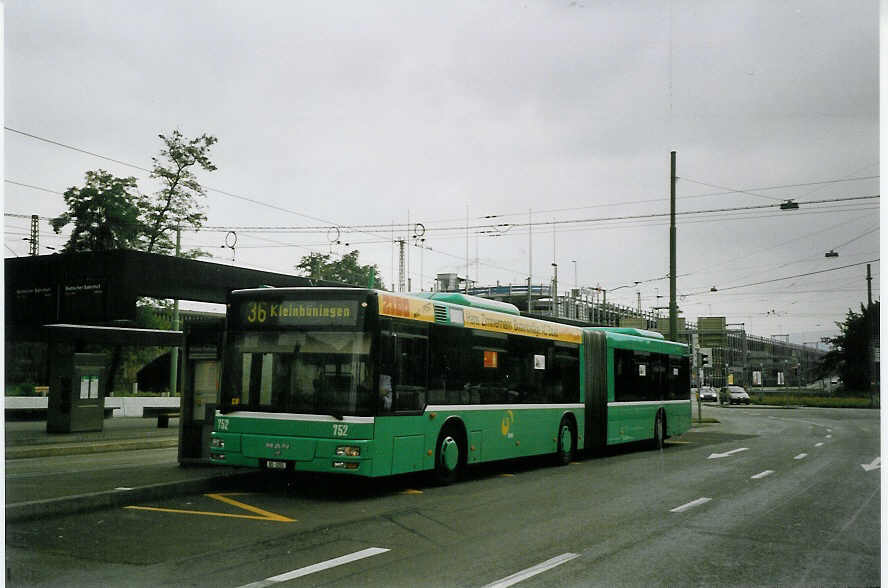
[48,130,218,258]
[144,130,217,256]
[295,250,386,288]
[818,301,879,392]
[50,170,146,252]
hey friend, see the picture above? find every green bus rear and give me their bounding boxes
[210,288,690,479]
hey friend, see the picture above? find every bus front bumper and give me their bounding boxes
[209,433,374,475]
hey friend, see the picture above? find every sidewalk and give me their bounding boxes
[5,417,260,523]
[5,416,181,459]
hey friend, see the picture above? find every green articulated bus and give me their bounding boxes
[210,287,691,482]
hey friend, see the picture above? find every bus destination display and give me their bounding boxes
[240,299,359,327]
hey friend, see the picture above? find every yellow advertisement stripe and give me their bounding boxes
[378,293,435,322]
[379,294,582,343]
[463,308,582,343]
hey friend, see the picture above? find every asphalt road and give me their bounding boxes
[6,406,880,587]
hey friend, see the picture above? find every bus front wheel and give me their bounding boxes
[555,418,576,466]
[434,425,464,484]
[652,410,666,450]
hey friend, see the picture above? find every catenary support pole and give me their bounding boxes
[169,226,181,396]
[669,150,678,342]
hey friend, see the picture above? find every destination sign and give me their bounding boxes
[240,300,359,327]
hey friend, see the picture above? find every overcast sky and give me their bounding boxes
[3,1,880,344]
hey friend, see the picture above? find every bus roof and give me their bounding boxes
[411,292,521,315]
[586,327,664,339]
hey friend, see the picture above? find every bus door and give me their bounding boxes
[583,330,608,452]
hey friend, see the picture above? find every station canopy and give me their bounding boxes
[5,249,349,342]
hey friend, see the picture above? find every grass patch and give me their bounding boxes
[750,394,878,409]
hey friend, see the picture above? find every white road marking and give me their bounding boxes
[815,442,824,447]
[670,497,712,513]
[483,553,580,588]
[794,453,808,460]
[708,447,749,459]
[236,547,389,588]
[861,457,881,472]
[825,434,832,439]
[751,470,775,479]
[114,487,133,491]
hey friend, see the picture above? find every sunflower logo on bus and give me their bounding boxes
[501,410,515,438]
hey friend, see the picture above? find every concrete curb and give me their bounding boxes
[6,469,264,523]
[5,438,179,460]
[715,403,799,409]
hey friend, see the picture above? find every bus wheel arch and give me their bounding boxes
[433,418,467,484]
[555,413,578,465]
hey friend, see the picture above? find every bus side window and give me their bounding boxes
[393,329,428,412]
[378,328,395,413]
[614,349,638,402]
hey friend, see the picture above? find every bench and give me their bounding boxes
[142,406,180,428]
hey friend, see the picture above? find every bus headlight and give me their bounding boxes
[211,438,225,449]
[333,461,360,470]
[335,446,361,457]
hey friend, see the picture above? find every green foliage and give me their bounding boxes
[750,394,877,409]
[4,342,47,394]
[144,130,217,256]
[49,131,217,258]
[50,170,146,252]
[295,250,386,289]
[818,301,879,391]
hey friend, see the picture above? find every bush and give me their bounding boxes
[750,394,877,409]
[5,383,38,397]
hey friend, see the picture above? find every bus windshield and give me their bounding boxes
[223,330,374,417]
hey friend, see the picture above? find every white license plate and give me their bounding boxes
[266,460,287,470]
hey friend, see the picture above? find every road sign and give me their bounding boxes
[698,316,727,347]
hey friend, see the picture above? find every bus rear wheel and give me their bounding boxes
[555,418,576,466]
[434,425,464,484]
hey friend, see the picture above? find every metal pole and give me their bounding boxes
[552,263,558,318]
[169,226,181,397]
[669,151,678,342]
[528,209,533,313]
[465,204,469,294]
[867,263,875,407]
[29,215,39,256]
[603,289,607,325]
[407,209,411,291]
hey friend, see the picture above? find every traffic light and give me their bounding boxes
[701,352,711,367]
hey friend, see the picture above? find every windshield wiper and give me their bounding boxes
[328,411,344,420]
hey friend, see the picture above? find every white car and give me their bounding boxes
[699,386,717,402]
[725,385,750,405]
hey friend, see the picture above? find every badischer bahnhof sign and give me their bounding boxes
[5,249,351,337]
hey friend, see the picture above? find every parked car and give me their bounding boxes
[699,386,717,402]
[725,385,750,405]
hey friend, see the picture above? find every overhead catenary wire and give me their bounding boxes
[6,126,879,305]
[466,175,879,222]
[190,195,878,234]
[3,126,395,247]
[5,127,879,234]
[682,258,880,297]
